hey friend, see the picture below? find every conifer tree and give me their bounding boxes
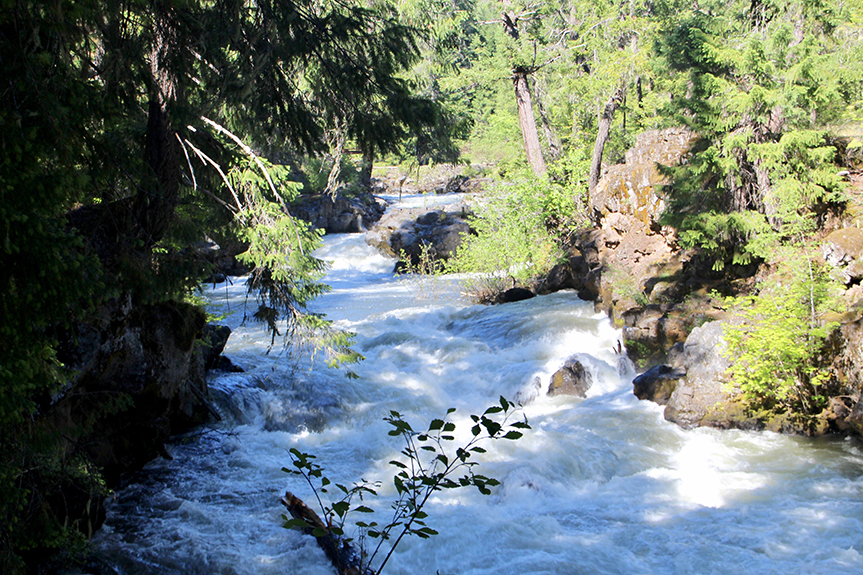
[656,0,862,268]
[0,1,438,569]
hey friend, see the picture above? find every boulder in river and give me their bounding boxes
[661,321,756,430]
[499,287,536,303]
[548,356,593,398]
[291,190,387,234]
[366,202,472,272]
[632,364,686,405]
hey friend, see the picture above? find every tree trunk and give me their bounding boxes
[533,77,561,162]
[135,5,183,248]
[325,119,348,198]
[513,69,547,177]
[588,86,625,197]
[282,491,373,575]
[359,143,375,190]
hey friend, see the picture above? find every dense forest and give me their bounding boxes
[2,0,863,571]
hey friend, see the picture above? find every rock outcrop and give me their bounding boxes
[40,298,230,542]
[823,227,863,285]
[366,202,472,272]
[631,316,863,436]
[590,128,697,227]
[291,191,387,234]
[51,298,220,484]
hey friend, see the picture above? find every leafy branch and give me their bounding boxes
[281,397,529,575]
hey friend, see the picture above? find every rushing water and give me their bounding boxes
[85,196,863,575]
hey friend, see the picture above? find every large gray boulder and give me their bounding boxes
[662,321,747,429]
[366,202,472,271]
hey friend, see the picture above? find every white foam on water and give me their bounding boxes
[86,233,863,575]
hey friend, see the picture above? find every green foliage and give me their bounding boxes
[722,254,840,416]
[447,177,575,298]
[297,155,362,196]
[282,398,529,574]
[657,0,861,269]
[396,243,449,300]
[2,0,434,568]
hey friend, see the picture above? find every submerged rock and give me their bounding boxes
[632,364,685,405]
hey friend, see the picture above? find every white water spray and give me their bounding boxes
[87,210,863,575]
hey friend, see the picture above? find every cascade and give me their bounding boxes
[84,194,863,575]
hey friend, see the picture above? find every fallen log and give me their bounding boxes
[281,491,375,575]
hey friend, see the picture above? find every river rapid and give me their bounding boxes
[86,194,863,575]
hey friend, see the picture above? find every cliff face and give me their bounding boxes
[544,128,863,437]
[31,298,227,552]
[590,128,697,228]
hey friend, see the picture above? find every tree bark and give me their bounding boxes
[282,491,373,575]
[588,86,625,197]
[359,143,375,190]
[533,77,561,162]
[325,119,348,198]
[135,5,183,248]
[513,69,547,177]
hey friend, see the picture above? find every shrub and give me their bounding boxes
[722,252,840,416]
[447,177,579,299]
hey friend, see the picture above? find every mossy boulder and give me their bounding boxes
[823,227,863,284]
[590,128,697,227]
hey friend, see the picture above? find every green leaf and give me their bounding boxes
[332,501,350,518]
[283,518,310,530]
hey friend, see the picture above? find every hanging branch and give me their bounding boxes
[184,138,243,211]
[200,115,306,255]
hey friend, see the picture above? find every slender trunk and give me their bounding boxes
[513,69,547,177]
[359,143,374,190]
[533,77,561,162]
[588,86,624,198]
[325,119,347,198]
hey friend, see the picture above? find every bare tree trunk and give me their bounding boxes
[533,77,561,162]
[325,119,348,198]
[588,86,625,197]
[282,492,373,575]
[513,69,547,177]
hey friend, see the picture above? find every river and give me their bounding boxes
[86,194,863,575]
